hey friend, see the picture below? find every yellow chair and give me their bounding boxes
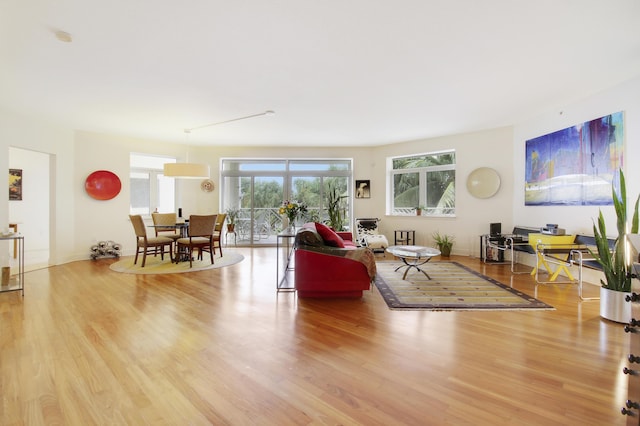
[176,214,217,267]
[129,215,174,267]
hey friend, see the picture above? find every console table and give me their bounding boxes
[276,230,297,292]
[0,233,24,296]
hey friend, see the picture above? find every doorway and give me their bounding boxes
[9,147,51,269]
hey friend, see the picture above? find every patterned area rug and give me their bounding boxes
[374,261,554,311]
[109,251,244,274]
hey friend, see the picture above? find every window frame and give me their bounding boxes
[387,150,456,217]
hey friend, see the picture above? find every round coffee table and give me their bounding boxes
[386,245,441,280]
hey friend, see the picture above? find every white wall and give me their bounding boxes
[370,126,515,256]
[513,75,640,235]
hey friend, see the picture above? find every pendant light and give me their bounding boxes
[164,110,274,178]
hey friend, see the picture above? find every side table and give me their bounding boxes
[0,233,24,296]
[276,230,297,292]
[394,230,415,245]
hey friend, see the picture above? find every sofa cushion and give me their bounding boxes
[295,228,324,247]
[314,222,346,248]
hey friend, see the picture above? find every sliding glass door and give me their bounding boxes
[222,159,352,246]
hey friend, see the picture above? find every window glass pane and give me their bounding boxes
[223,160,286,172]
[425,171,456,214]
[393,172,419,209]
[291,176,320,222]
[156,174,175,213]
[393,151,455,169]
[130,171,150,215]
[131,153,174,169]
[289,160,350,171]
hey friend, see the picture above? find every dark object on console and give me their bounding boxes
[294,222,376,298]
[484,225,538,273]
[490,223,502,236]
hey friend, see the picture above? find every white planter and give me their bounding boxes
[600,287,632,324]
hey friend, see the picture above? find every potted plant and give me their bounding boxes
[592,169,639,323]
[326,183,347,231]
[225,207,239,233]
[432,231,454,257]
[416,206,424,216]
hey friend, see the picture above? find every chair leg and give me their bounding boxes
[134,246,140,265]
[141,249,147,267]
[209,242,214,264]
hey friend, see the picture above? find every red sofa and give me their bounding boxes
[294,222,376,298]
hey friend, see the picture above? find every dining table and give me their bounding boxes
[149,222,190,262]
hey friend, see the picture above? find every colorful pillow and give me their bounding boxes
[314,222,345,248]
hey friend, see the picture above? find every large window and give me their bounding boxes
[388,150,456,216]
[130,153,176,215]
[221,159,352,244]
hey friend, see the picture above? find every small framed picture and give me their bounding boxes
[355,180,370,198]
[9,169,22,201]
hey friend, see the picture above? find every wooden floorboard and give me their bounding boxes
[0,248,631,425]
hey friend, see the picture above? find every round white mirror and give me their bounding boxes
[466,167,501,199]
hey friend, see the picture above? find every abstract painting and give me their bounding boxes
[525,111,624,205]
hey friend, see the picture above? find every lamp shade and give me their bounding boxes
[163,163,210,178]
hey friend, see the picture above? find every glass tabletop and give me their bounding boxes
[386,245,441,258]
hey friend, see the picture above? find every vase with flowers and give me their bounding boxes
[279,200,307,233]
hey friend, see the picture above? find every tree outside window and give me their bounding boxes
[389,151,456,216]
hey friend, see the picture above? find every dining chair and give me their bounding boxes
[151,212,181,240]
[176,214,217,267]
[203,213,226,258]
[129,214,174,267]
[152,212,181,256]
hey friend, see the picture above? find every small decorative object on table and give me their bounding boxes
[90,240,122,260]
[279,200,307,233]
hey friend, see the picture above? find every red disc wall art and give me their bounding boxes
[85,170,122,200]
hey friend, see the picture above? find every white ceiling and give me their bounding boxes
[2,0,640,147]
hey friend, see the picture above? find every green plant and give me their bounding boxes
[432,231,454,255]
[225,207,240,225]
[279,200,307,223]
[591,169,639,292]
[325,184,347,231]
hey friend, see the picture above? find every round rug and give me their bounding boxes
[109,251,244,274]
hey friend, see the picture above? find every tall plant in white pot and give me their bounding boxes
[592,169,639,323]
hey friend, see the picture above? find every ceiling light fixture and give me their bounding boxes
[163,162,210,179]
[164,131,210,178]
[184,110,275,133]
[165,110,273,178]
[54,30,73,43]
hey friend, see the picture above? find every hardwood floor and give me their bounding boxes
[0,248,631,425]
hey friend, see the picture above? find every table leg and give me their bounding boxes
[394,257,433,280]
[9,223,17,258]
